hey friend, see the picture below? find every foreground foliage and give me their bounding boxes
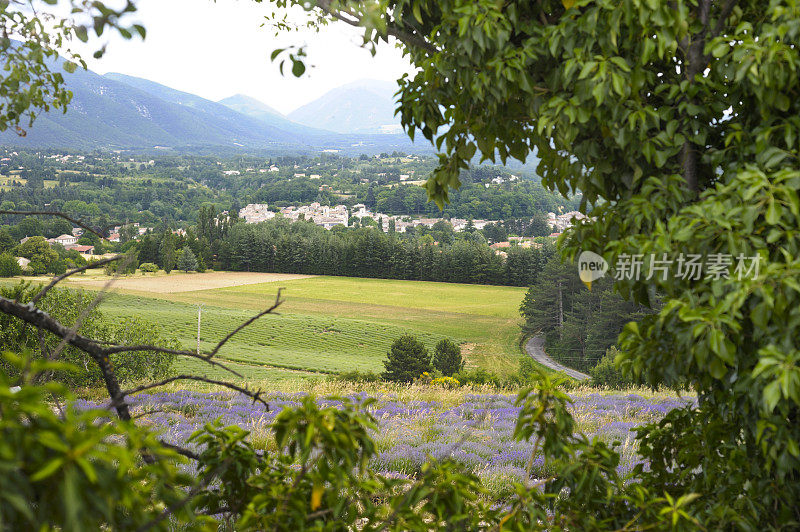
[3,0,800,529]
[0,283,176,386]
[1,355,700,530]
[0,356,194,531]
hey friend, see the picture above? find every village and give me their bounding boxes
[238,201,586,236]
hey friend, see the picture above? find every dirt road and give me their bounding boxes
[525,336,591,381]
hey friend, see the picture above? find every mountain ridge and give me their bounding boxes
[288,79,402,134]
[0,62,423,154]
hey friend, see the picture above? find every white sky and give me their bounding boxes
[70,0,412,115]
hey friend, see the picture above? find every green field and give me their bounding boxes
[6,274,529,380]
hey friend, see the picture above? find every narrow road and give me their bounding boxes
[525,337,591,381]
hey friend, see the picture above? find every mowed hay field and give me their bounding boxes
[39,272,528,380]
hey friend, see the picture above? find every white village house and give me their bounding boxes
[51,234,78,246]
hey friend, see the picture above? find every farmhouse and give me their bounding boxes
[71,245,95,257]
[49,234,78,246]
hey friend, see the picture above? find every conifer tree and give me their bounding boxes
[381,335,432,383]
[432,339,464,377]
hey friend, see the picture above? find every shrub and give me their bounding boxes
[104,251,138,275]
[590,347,634,389]
[139,262,159,273]
[517,356,539,382]
[381,334,432,383]
[0,253,21,277]
[432,338,464,376]
[431,375,461,388]
[453,367,504,387]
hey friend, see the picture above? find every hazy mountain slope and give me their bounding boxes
[0,64,424,154]
[288,79,401,134]
[218,94,285,122]
[102,72,320,144]
[0,64,323,149]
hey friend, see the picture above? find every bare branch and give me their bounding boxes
[159,440,201,461]
[100,347,243,378]
[99,291,283,376]
[115,375,270,410]
[0,294,132,420]
[47,254,136,363]
[205,289,284,360]
[124,377,266,405]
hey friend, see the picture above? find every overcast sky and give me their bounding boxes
[72,0,412,115]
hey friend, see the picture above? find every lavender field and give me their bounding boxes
[75,386,693,498]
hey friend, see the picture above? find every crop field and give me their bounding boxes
[54,272,529,380]
[74,384,692,499]
[68,271,313,294]
[0,176,58,189]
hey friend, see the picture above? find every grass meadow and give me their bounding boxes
[24,271,529,379]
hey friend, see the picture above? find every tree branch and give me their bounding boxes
[100,346,243,378]
[0,294,132,420]
[115,374,270,410]
[205,289,284,360]
[710,0,738,40]
[315,0,438,55]
[679,0,713,195]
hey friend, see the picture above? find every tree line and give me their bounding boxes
[131,212,556,287]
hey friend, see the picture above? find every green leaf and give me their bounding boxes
[31,457,64,481]
[291,59,306,77]
[764,380,782,411]
[711,42,729,58]
[765,198,781,225]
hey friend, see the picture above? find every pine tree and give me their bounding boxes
[177,246,198,272]
[381,335,432,383]
[519,256,583,338]
[160,232,176,274]
[432,339,464,376]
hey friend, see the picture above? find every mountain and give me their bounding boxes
[218,94,285,123]
[0,57,423,154]
[288,79,401,134]
[102,73,336,144]
[0,55,349,150]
